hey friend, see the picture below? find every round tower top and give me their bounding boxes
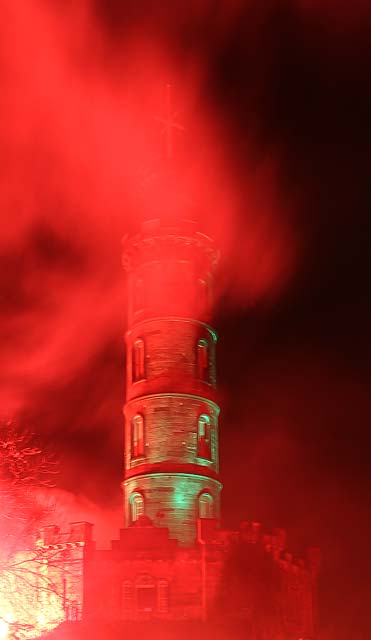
[122,218,219,274]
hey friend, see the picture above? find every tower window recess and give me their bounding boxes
[199,492,214,519]
[134,278,144,311]
[131,414,144,458]
[122,580,134,614]
[136,575,156,612]
[130,492,144,523]
[197,414,211,460]
[198,278,209,314]
[157,580,169,614]
[197,338,210,382]
[132,338,145,382]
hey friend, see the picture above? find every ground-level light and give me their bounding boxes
[0,619,9,640]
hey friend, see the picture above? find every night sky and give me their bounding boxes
[1,1,371,638]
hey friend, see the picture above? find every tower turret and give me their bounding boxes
[122,218,222,547]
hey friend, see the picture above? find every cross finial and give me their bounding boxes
[155,84,184,160]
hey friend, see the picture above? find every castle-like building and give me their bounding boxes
[33,219,319,639]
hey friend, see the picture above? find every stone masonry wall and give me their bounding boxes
[126,318,217,401]
[123,475,222,547]
[124,394,219,474]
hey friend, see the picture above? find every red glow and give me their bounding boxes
[0,0,298,421]
[1,1,367,638]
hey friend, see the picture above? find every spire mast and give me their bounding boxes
[155,83,184,160]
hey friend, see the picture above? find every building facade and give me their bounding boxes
[31,220,319,639]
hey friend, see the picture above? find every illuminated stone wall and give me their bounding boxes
[126,318,217,400]
[124,394,219,473]
[123,474,221,546]
[122,220,221,546]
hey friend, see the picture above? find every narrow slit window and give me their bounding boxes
[199,492,214,519]
[132,338,145,382]
[131,414,144,458]
[197,414,211,460]
[157,580,169,614]
[134,279,144,311]
[122,580,133,614]
[197,338,209,381]
[198,278,209,315]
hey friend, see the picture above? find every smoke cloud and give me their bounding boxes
[1,2,371,637]
[0,0,299,419]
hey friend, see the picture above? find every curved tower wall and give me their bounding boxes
[122,219,221,547]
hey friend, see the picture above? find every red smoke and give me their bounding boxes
[1,2,370,638]
[0,0,298,418]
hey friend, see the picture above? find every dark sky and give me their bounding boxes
[1,1,371,638]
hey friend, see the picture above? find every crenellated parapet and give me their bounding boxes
[37,522,94,549]
[233,521,320,637]
[122,219,219,326]
[122,219,219,274]
[237,520,320,577]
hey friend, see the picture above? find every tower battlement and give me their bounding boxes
[122,219,219,273]
[122,219,219,325]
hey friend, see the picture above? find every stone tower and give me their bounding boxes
[122,219,222,546]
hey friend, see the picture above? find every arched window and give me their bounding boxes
[132,338,145,382]
[122,580,133,614]
[130,492,144,523]
[198,278,209,315]
[197,338,209,382]
[134,278,144,311]
[136,574,156,613]
[199,492,214,519]
[157,579,169,614]
[131,414,144,458]
[197,414,211,460]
